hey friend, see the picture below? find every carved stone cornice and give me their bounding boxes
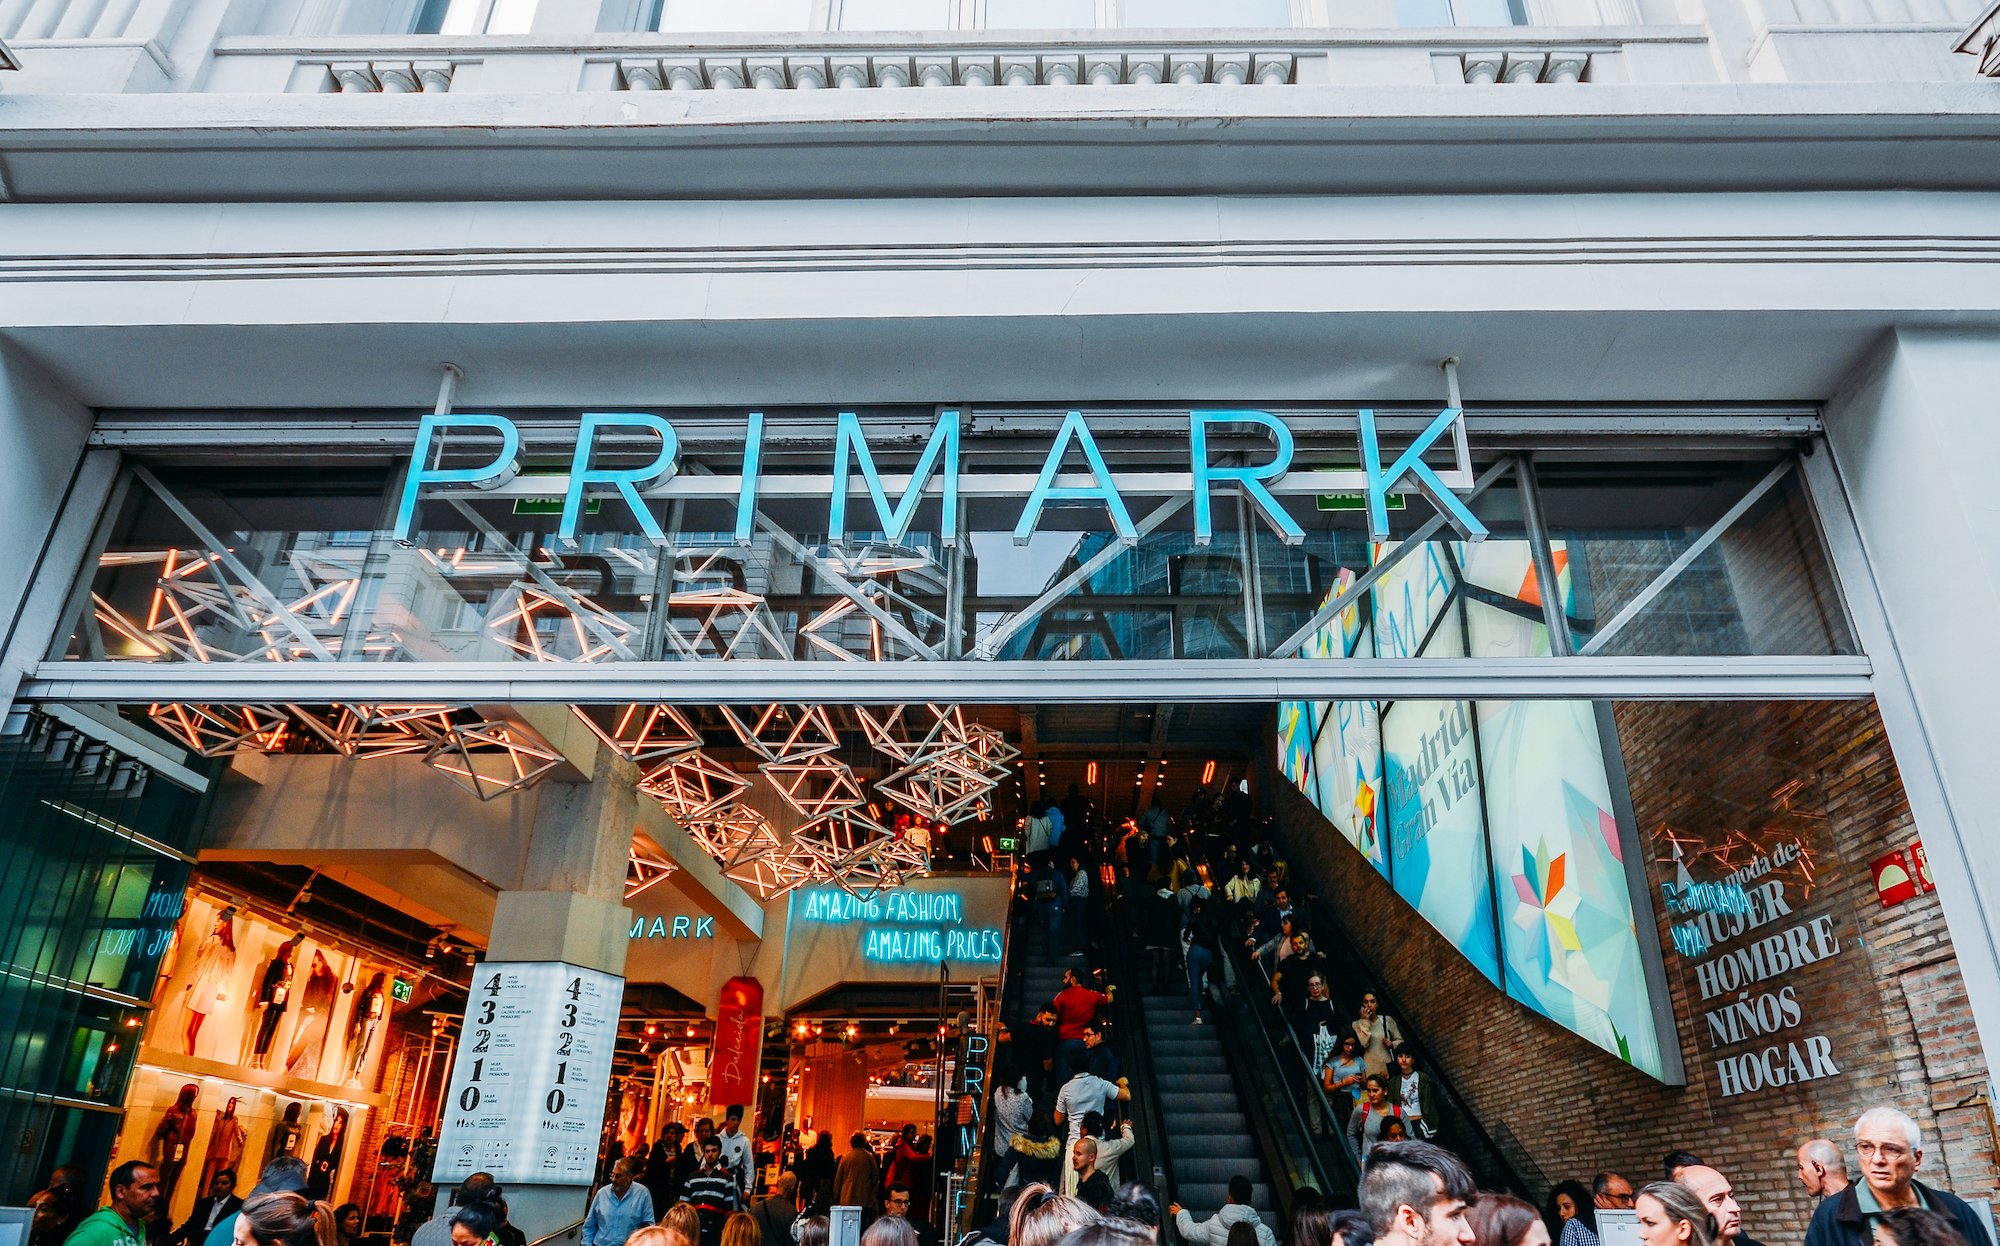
[611,46,1305,91]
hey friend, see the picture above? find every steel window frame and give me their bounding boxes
[5,404,1881,711]
[19,654,1871,705]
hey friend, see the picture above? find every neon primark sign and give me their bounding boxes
[391,408,1484,548]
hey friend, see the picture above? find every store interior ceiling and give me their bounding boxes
[132,698,1262,1045]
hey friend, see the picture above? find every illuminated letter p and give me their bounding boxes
[393,414,521,540]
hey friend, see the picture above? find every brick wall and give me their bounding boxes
[1266,697,1996,1241]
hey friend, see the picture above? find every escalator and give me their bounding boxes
[1217,828,1548,1204]
[1103,885,1334,1237]
[992,857,1535,1242]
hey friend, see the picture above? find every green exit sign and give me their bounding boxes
[513,497,600,516]
[1318,492,1405,513]
[391,977,414,1003]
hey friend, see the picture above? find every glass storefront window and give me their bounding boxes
[1392,0,1524,24]
[412,0,539,34]
[0,716,205,1202]
[56,412,1856,670]
[1121,0,1292,24]
[985,0,1098,27]
[656,0,818,31]
[836,0,954,28]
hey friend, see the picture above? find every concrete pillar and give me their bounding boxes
[459,745,639,1240]
[0,341,94,723]
[1821,326,2000,1073]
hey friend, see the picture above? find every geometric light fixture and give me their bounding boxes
[483,581,633,663]
[144,702,292,757]
[572,703,703,763]
[641,749,753,823]
[288,703,457,758]
[626,836,681,899]
[422,719,567,801]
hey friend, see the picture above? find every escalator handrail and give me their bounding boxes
[1210,938,1343,1213]
[1226,942,1360,1194]
[1102,889,1174,1224]
[1280,883,1537,1198]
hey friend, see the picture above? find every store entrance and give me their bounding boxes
[11,683,1993,1246]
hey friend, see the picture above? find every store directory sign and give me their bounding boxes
[434,961,624,1184]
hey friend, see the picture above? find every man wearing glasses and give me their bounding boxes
[1803,1107,1994,1246]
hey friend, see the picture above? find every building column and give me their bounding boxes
[0,341,94,723]
[1821,326,2000,1074]
[470,745,638,1239]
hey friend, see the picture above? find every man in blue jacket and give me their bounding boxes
[1803,1107,1994,1246]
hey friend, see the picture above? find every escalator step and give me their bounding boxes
[1175,1158,1260,1183]
[1173,1183,1272,1211]
[1155,1093,1242,1113]
[1160,1120,1248,1136]
[1169,1133,1256,1158]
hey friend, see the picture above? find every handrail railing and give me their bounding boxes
[1224,940,1357,1205]
[1211,940,1340,1216]
[525,1219,585,1246]
[1260,830,1540,1198]
[1103,886,1172,1231]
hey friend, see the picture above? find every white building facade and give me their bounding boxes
[3,0,2000,1205]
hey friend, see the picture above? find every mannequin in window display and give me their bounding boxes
[181,907,238,1055]
[618,1080,650,1159]
[199,1098,247,1194]
[150,1084,201,1214]
[307,1107,350,1202]
[266,1102,305,1170]
[344,974,386,1086]
[284,950,337,1078]
[248,933,305,1070]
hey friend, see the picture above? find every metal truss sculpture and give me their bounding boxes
[762,755,868,820]
[103,551,267,662]
[640,749,752,823]
[797,544,946,663]
[146,703,292,757]
[483,581,634,663]
[288,703,458,757]
[140,702,574,807]
[858,704,1016,825]
[424,718,567,801]
[135,696,1015,895]
[791,806,901,897]
[626,838,680,899]
[721,703,842,763]
[663,549,791,661]
[573,703,703,763]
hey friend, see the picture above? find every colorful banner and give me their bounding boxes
[1275,536,1670,1080]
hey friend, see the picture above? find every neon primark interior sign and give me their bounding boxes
[391,408,1484,548]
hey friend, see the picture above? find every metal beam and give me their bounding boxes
[1514,453,1574,657]
[88,408,1825,453]
[129,463,337,662]
[1578,458,1796,657]
[1267,458,1515,658]
[23,655,1873,705]
[975,493,1190,660]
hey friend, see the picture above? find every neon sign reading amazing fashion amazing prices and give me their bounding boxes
[390,408,1484,548]
[794,886,1004,965]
